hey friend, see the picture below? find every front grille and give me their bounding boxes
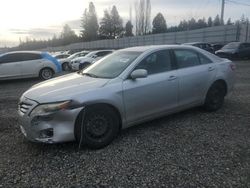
[18,97,38,115]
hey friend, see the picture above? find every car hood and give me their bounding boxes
[59,58,68,63]
[71,56,85,62]
[79,57,94,63]
[216,48,237,54]
[23,73,110,103]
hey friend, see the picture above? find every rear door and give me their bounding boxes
[0,53,22,79]
[173,49,216,107]
[123,49,178,124]
[20,53,43,77]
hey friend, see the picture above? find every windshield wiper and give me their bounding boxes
[80,72,99,78]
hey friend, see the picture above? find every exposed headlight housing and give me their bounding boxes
[30,101,71,117]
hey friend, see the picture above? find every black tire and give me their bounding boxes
[62,62,70,71]
[204,82,226,112]
[39,68,54,80]
[79,62,90,70]
[75,105,119,149]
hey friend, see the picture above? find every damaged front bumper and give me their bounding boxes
[18,97,83,143]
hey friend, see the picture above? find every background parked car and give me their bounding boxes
[215,42,250,60]
[59,51,89,71]
[211,43,224,52]
[183,42,214,53]
[0,51,61,80]
[70,50,114,71]
[53,54,70,59]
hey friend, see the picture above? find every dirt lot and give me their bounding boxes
[0,61,250,188]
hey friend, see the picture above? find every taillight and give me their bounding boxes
[230,63,236,71]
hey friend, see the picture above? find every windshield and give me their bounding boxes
[81,51,142,79]
[85,51,97,58]
[222,42,240,49]
[68,52,88,59]
[68,53,80,59]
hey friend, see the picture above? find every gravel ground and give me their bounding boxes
[0,62,250,188]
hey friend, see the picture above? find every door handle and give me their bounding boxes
[168,75,177,81]
[208,67,215,71]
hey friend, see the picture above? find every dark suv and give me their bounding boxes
[183,42,214,53]
[215,42,250,60]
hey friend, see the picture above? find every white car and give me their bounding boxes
[70,50,114,71]
[53,54,70,60]
[0,51,62,80]
[59,51,89,71]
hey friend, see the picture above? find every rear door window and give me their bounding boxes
[174,50,200,69]
[21,53,42,61]
[199,54,212,64]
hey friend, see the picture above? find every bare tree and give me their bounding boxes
[145,0,151,34]
[134,0,151,35]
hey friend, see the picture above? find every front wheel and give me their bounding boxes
[62,62,70,71]
[204,82,226,112]
[75,105,119,149]
[79,63,90,70]
[39,68,54,80]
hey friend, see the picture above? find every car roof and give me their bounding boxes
[118,44,222,62]
[183,42,208,45]
[119,44,199,52]
[1,51,43,56]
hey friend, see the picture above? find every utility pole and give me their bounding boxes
[221,0,225,24]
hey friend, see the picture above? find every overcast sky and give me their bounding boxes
[0,0,249,47]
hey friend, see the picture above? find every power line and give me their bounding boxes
[221,0,225,24]
[226,0,250,7]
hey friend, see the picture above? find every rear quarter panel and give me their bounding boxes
[213,59,235,95]
[41,59,58,74]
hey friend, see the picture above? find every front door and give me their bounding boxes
[122,50,178,124]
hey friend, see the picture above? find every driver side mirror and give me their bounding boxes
[130,69,148,80]
[92,55,98,58]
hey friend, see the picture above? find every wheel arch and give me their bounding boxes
[209,79,228,96]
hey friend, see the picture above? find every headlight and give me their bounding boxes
[30,101,71,117]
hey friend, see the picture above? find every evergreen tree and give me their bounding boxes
[99,6,123,38]
[178,20,188,31]
[80,2,99,41]
[213,15,221,26]
[124,21,134,36]
[207,17,213,27]
[152,13,167,34]
[226,18,233,25]
[188,18,196,30]
[110,6,124,37]
[60,24,78,45]
[196,18,207,29]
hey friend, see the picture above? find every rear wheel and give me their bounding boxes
[39,68,54,80]
[204,82,226,112]
[75,105,119,149]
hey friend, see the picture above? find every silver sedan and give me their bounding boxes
[18,45,235,149]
